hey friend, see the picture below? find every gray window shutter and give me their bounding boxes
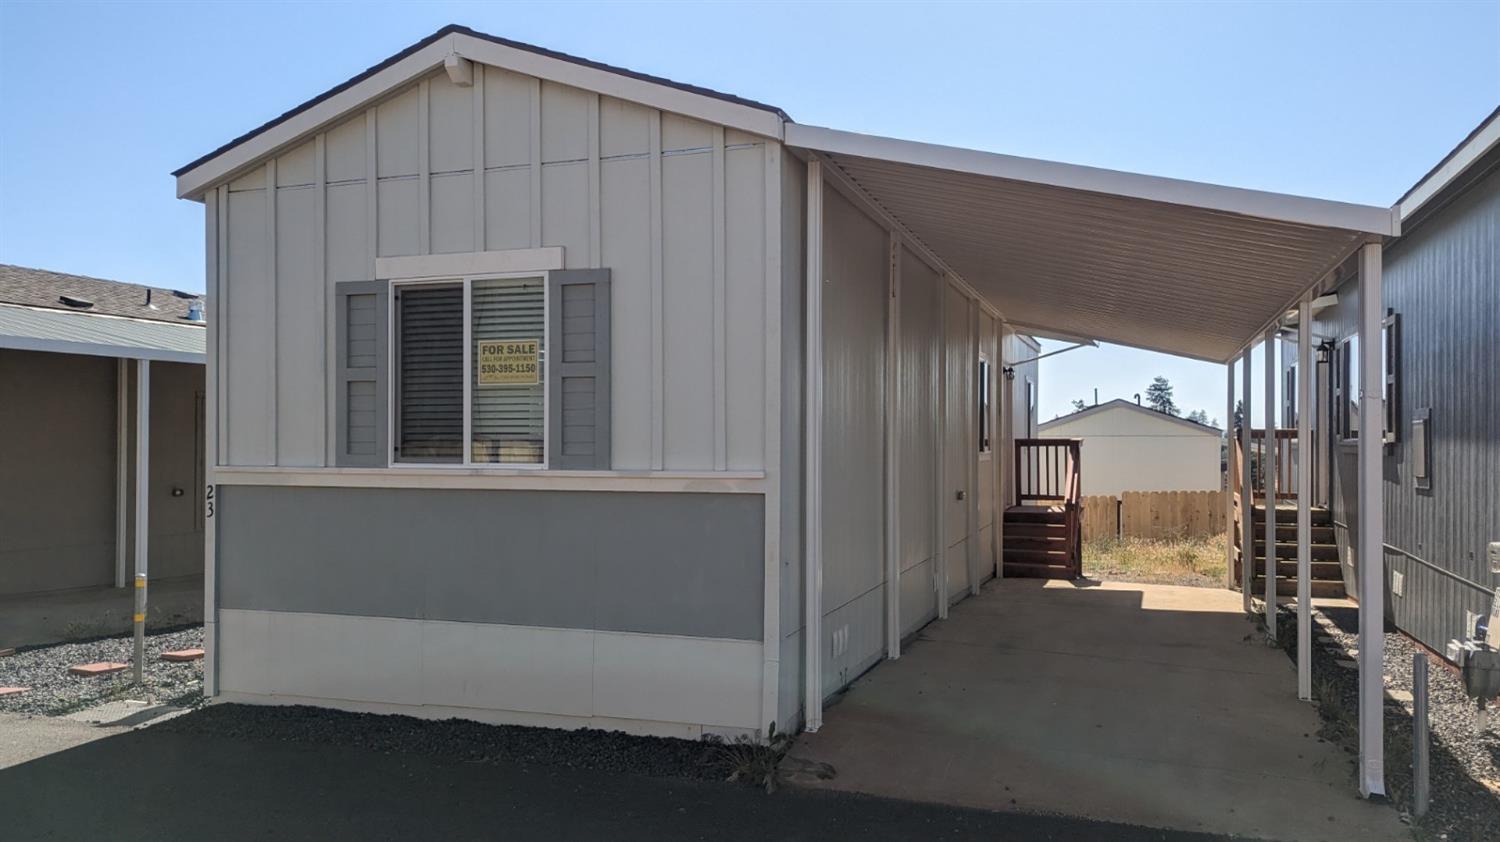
[548,269,611,469]
[335,280,389,467]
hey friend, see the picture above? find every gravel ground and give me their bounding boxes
[1276,605,1500,841]
[159,703,735,782]
[0,625,204,716]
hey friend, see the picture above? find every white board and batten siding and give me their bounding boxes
[214,66,774,473]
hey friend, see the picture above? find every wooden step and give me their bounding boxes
[1246,576,1345,598]
[1004,521,1069,539]
[1002,560,1076,579]
[1234,559,1343,580]
[1005,546,1072,564]
[1007,533,1069,551]
[1005,505,1068,524]
[1239,541,1340,561]
[1247,504,1332,526]
[1253,523,1335,542]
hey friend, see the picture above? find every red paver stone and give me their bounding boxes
[0,687,29,696]
[68,662,128,677]
[160,648,205,662]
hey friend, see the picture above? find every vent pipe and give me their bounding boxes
[187,300,204,322]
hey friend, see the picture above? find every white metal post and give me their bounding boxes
[1357,241,1386,798]
[967,300,980,598]
[803,158,825,732]
[115,358,129,589]
[1240,353,1253,613]
[934,274,948,620]
[1263,328,1278,638]
[1297,293,1313,700]
[884,231,901,660]
[132,358,150,685]
[1224,361,1235,589]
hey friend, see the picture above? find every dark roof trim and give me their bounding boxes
[1039,398,1222,434]
[174,24,790,178]
[1394,103,1500,206]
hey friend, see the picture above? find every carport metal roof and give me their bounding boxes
[786,123,1400,362]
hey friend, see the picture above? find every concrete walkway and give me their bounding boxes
[0,576,202,650]
[791,579,1409,842]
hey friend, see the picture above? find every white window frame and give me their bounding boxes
[387,271,551,470]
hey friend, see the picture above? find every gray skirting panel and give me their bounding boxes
[217,485,764,641]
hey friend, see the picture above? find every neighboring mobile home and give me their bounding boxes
[0,265,205,608]
[1038,399,1221,497]
[176,26,1404,793]
[1281,107,1500,663]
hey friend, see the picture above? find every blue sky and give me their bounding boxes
[1,1,1496,420]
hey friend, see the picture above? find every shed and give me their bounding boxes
[1039,399,1222,497]
[0,265,205,619]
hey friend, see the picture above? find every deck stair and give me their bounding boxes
[1233,503,1344,598]
[1004,503,1078,579]
[1003,438,1082,580]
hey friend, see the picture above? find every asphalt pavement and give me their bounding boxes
[0,718,1232,841]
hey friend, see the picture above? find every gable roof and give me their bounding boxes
[174,24,789,199]
[1039,398,1221,435]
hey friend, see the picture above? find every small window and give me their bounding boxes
[977,356,992,454]
[393,276,547,466]
[1411,407,1430,490]
[1284,363,1297,428]
[1025,377,1036,438]
[1339,336,1360,441]
[1382,311,1399,444]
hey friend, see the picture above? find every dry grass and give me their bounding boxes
[1083,533,1228,587]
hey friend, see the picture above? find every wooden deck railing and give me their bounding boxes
[1015,437,1082,504]
[1230,428,1306,502]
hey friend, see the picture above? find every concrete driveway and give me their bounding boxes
[791,579,1409,842]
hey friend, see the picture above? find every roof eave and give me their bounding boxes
[786,123,1399,238]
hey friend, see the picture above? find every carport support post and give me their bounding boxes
[1263,328,1277,640]
[132,358,150,685]
[1224,361,1234,589]
[1239,353,1253,613]
[1356,242,1385,798]
[1296,293,1313,701]
[803,158,825,732]
[115,358,129,589]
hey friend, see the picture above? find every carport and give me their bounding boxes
[789,123,1399,799]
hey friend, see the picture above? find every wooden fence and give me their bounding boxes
[1080,491,1227,542]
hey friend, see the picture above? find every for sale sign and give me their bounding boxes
[477,339,540,385]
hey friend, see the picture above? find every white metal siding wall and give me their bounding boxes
[819,187,887,696]
[217,68,770,472]
[943,283,972,601]
[897,247,939,636]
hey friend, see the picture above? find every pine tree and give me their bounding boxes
[1186,409,1209,425]
[1145,376,1179,416]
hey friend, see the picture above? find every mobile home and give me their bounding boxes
[179,26,1405,797]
